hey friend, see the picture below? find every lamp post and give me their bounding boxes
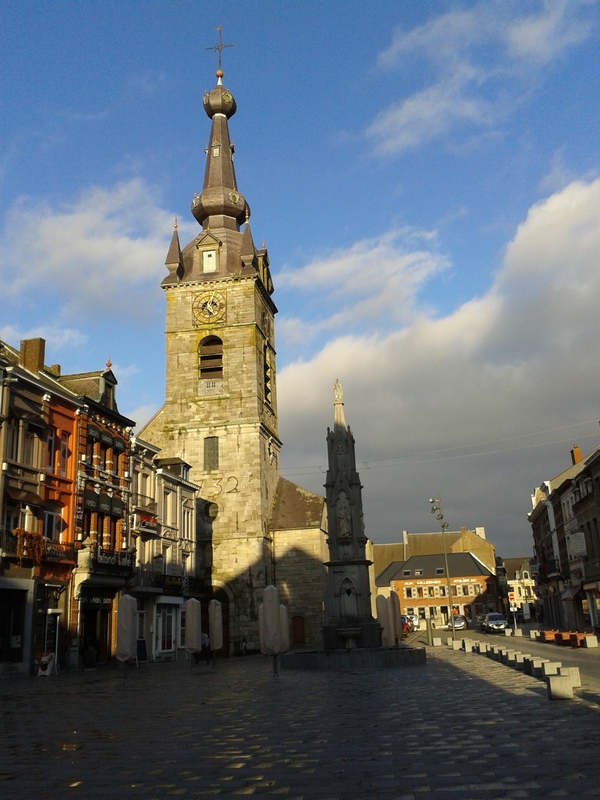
[429,495,455,640]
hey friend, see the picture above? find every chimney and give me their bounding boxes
[570,444,582,465]
[19,338,46,374]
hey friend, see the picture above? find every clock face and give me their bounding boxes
[192,291,226,325]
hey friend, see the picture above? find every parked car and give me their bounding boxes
[480,613,508,633]
[448,614,467,631]
[407,614,420,630]
[400,615,414,634]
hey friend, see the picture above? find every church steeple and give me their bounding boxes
[191,69,248,232]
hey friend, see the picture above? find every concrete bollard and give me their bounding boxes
[514,629,523,637]
[478,642,488,654]
[504,629,513,636]
[558,666,581,687]
[514,653,529,670]
[529,630,538,640]
[447,637,453,647]
[547,675,574,700]
[584,635,598,648]
[452,639,462,651]
[497,648,508,662]
[506,651,519,666]
[501,650,513,664]
[542,661,562,677]
[524,656,548,676]
[532,658,550,678]
[462,640,474,652]
[432,637,442,647]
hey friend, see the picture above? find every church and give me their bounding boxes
[140,65,329,654]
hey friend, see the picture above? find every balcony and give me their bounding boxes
[132,493,157,514]
[133,568,206,596]
[0,529,75,563]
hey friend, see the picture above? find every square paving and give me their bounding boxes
[1,645,599,799]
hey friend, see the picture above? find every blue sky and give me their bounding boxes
[2,0,600,555]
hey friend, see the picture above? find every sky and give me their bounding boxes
[1,0,600,557]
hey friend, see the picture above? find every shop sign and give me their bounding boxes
[100,431,114,447]
[135,513,159,534]
[113,437,126,452]
[79,589,114,609]
[90,546,134,576]
[87,425,100,440]
[98,493,111,514]
[163,574,183,592]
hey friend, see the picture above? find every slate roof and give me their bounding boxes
[376,552,493,586]
[270,477,325,531]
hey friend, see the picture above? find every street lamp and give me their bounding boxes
[429,495,456,641]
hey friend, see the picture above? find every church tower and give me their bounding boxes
[142,66,281,651]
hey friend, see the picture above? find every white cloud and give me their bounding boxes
[0,324,87,351]
[0,179,175,322]
[276,228,448,352]
[369,2,594,155]
[277,178,600,554]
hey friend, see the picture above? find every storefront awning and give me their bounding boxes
[561,583,584,601]
[83,489,98,510]
[4,487,44,506]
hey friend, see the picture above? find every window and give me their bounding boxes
[45,429,55,472]
[202,250,217,272]
[204,436,219,471]
[199,337,223,380]
[402,570,411,577]
[428,586,435,597]
[44,508,62,541]
[6,418,18,461]
[23,426,36,466]
[417,587,424,598]
[405,587,413,598]
[414,569,423,576]
[463,585,470,596]
[264,342,273,406]
[439,586,447,597]
[451,585,457,596]
[436,567,444,575]
[58,432,69,477]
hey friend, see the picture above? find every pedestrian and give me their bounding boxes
[201,631,210,664]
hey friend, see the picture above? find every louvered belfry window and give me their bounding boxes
[199,336,223,379]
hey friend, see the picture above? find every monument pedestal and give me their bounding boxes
[322,620,382,651]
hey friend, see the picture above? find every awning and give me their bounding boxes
[110,497,125,517]
[98,493,112,515]
[83,489,98,510]
[87,424,100,440]
[99,431,113,447]
[4,487,44,506]
[561,583,584,601]
[113,437,126,452]
[583,581,600,593]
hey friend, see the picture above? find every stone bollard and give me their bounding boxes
[501,650,512,664]
[514,653,529,670]
[504,629,513,636]
[542,661,562,677]
[497,648,507,662]
[558,666,581,688]
[532,658,550,678]
[432,637,442,647]
[447,637,453,647]
[547,675,574,700]
[529,630,538,640]
[584,635,598,648]
[524,656,548,676]
[452,639,462,651]
[514,629,523,637]
[478,642,488,654]
[506,651,519,666]
[462,640,474,652]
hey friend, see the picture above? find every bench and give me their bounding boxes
[539,630,560,643]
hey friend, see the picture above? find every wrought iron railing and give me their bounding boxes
[132,493,158,513]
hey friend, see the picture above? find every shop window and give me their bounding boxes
[417,587,424,598]
[451,586,457,596]
[463,585,470,596]
[439,586,447,597]
[405,587,413,598]
[428,586,435,597]
[204,436,219,471]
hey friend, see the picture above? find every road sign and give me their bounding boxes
[508,592,515,602]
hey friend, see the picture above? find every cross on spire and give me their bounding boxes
[205,26,235,71]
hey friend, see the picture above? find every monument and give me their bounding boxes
[322,381,382,650]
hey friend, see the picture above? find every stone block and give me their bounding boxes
[514,653,529,670]
[497,648,507,661]
[462,639,474,652]
[452,639,462,650]
[505,651,518,666]
[542,661,562,677]
[546,675,574,700]
[532,658,550,678]
[432,637,442,647]
[504,629,513,636]
[514,629,523,637]
[529,630,539,639]
[477,642,488,654]
[558,666,581,688]
[584,635,598,648]
[501,650,512,664]
[447,637,453,647]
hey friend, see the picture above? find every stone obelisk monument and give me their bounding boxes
[322,381,381,650]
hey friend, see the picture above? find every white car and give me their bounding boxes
[407,614,420,630]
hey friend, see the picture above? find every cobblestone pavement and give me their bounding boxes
[1,644,599,800]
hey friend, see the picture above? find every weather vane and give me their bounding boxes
[205,26,235,71]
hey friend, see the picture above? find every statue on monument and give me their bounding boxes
[334,379,343,404]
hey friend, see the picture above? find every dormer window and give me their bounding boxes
[202,250,217,273]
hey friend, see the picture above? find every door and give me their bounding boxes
[155,604,176,656]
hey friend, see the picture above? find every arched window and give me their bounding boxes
[199,336,223,380]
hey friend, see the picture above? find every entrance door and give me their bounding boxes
[0,590,26,663]
[155,604,176,657]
